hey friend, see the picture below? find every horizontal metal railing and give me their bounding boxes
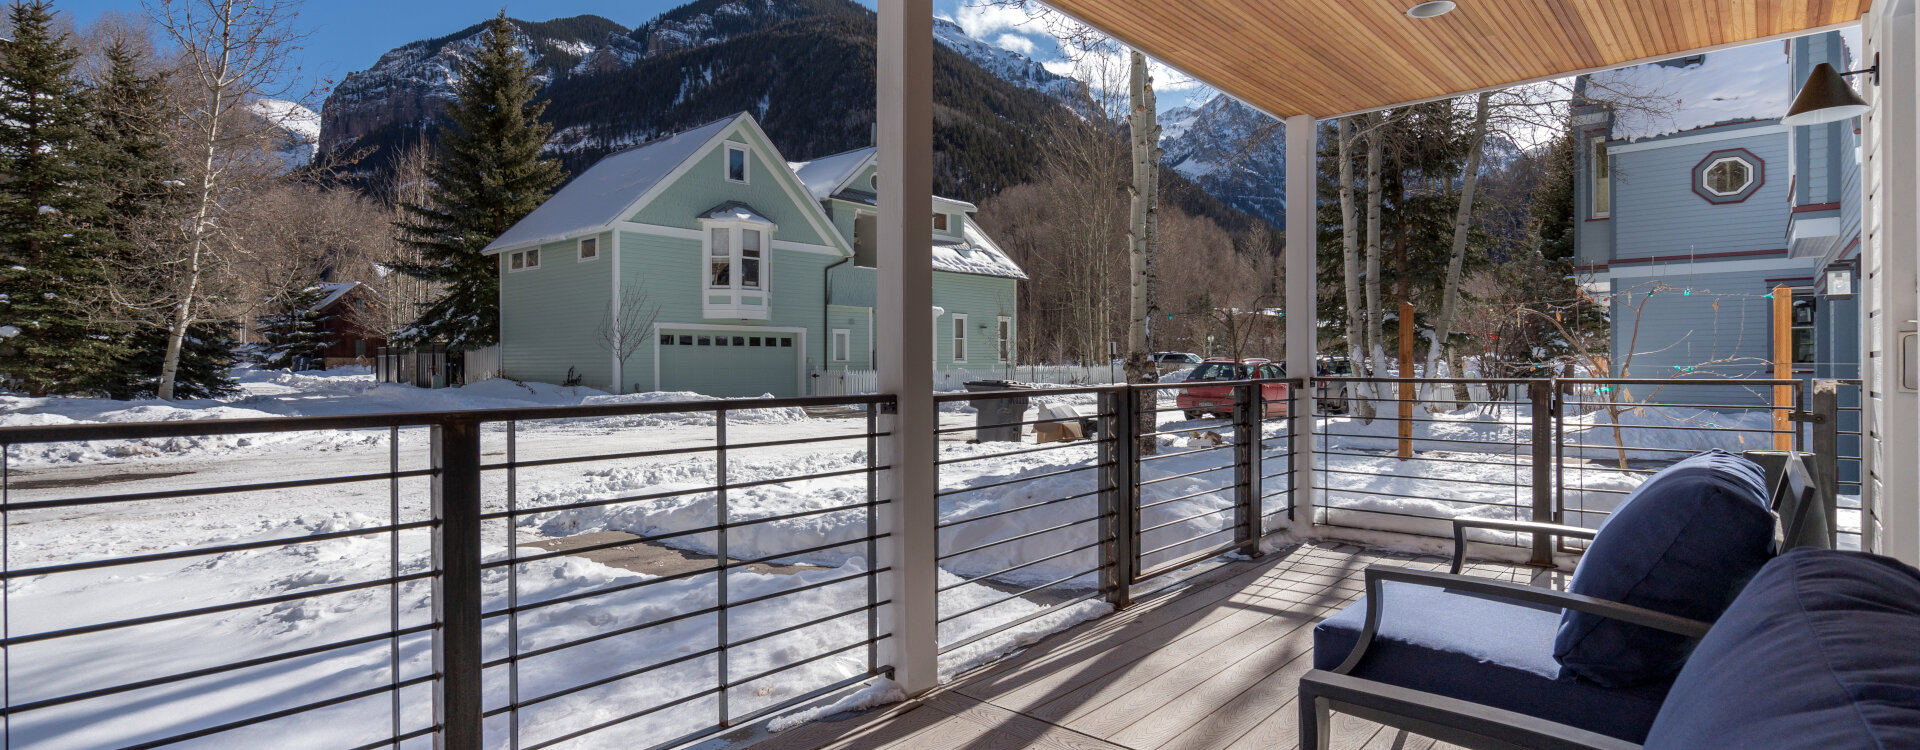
[0,394,896,750]
[1309,376,1815,560]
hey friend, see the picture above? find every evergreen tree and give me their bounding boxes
[0,0,124,395]
[393,13,563,349]
[258,284,339,371]
[104,322,240,399]
[90,35,241,399]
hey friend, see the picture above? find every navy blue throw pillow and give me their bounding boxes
[1645,549,1920,749]
[1554,450,1772,687]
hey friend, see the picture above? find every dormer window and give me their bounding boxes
[700,204,773,319]
[725,144,749,184]
[933,213,949,231]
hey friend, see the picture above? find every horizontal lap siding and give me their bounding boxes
[933,272,1019,371]
[628,132,830,247]
[501,232,612,389]
[1612,131,1789,260]
[825,304,873,370]
[1612,268,1790,407]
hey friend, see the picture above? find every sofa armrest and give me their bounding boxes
[1333,566,1713,675]
[1299,669,1642,750]
[1451,518,1598,573]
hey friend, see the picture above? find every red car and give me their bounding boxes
[1177,358,1290,419]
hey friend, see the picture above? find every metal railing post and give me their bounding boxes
[431,417,483,750]
[1233,384,1263,555]
[1527,380,1555,567]
[1099,390,1133,608]
[1812,380,1841,549]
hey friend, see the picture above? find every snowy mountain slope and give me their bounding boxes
[1157,93,1288,229]
[249,99,321,169]
[932,17,1086,101]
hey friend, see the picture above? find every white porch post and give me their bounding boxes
[1284,113,1318,529]
[876,0,939,693]
[1865,0,1919,563]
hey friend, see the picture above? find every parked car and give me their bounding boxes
[1316,356,1353,413]
[1177,358,1289,419]
[1152,351,1204,369]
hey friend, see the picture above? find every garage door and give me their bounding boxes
[658,329,800,398]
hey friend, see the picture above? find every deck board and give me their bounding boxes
[756,542,1547,750]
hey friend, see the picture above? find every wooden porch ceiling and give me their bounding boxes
[1038,0,1870,119]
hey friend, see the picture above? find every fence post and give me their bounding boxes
[1812,380,1841,549]
[1233,384,1263,555]
[1528,380,1555,567]
[432,417,484,750]
[1099,389,1136,608]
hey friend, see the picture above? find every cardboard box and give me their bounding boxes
[1034,420,1084,444]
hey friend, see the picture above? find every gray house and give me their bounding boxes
[1572,31,1863,401]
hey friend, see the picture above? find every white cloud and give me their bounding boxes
[1043,47,1208,95]
[993,33,1037,56]
[949,3,1038,39]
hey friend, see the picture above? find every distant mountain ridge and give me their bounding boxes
[315,0,1280,227]
[1157,94,1288,229]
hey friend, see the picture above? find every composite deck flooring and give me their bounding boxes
[757,542,1558,750]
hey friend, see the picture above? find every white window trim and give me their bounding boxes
[1701,155,1756,197]
[578,236,599,262]
[699,217,774,320]
[832,328,851,362]
[996,316,1012,363]
[951,313,968,363]
[1590,136,1610,219]
[508,248,541,272]
[724,143,750,185]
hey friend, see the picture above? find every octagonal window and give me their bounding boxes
[1703,156,1754,196]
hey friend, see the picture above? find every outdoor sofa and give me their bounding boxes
[1301,450,1920,748]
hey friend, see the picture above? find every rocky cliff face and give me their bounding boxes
[1158,94,1288,229]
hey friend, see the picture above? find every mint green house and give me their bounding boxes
[482,113,1026,397]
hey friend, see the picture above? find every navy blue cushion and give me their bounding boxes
[1315,583,1672,742]
[1555,450,1772,687]
[1645,549,1920,749]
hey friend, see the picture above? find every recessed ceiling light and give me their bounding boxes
[1407,1,1457,19]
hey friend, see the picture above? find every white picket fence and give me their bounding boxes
[810,364,1124,396]
[462,344,504,383]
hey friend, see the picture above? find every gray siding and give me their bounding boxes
[1611,267,1790,405]
[1611,129,1789,261]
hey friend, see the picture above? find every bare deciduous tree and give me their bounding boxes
[143,0,307,399]
[600,290,658,394]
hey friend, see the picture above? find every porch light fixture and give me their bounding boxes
[1406,1,1455,19]
[1783,58,1877,126]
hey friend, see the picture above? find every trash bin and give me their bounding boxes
[963,380,1033,442]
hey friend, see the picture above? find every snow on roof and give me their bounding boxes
[700,201,773,224]
[310,281,376,311]
[485,114,745,253]
[935,217,1028,280]
[788,147,874,201]
[1588,41,1789,142]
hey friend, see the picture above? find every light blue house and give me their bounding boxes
[482,113,1026,397]
[1572,31,1862,403]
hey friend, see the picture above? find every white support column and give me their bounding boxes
[876,0,939,693]
[1284,114,1318,531]
[1863,0,1918,564]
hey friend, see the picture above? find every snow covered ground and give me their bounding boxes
[0,367,1821,748]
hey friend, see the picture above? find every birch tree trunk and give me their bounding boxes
[1337,118,1372,421]
[1126,50,1158,451]
[158,8,233,401]
[1363,112,1388,413]
[1426,91,1493,411]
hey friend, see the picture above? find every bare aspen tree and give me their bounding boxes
[599,290,658,394]
[144,0,306,399]
[1425,90,1493,409]
[1336,117,1373,421]
[1362,111,1388,411]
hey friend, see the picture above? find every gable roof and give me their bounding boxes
[935,217,1027,280]
[789,147,875,201]
[1587,40,1792,143]
[484,114,743,253]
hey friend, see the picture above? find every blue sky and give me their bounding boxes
[49,0,1212,112]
